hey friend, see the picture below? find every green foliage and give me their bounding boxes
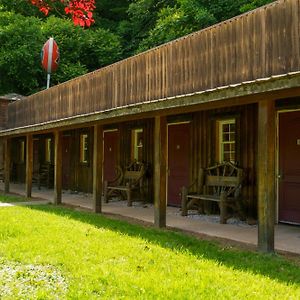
[0,13,122,94]
[0,12,44,95]
[240,0,275,13]
[0,0,44,17]
[137,0,216,52]
[80,28,122,70]
[0,204,300,298]
[118,0,175,56]
[42,16,122,84]
[197,0,249,22]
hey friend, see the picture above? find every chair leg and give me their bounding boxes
[219,192,227,224]
[103,181,108,203]
[181,186,188,216]
[127,189,132,206]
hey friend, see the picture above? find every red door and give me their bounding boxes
[168,123,190,206]
[62,135,72,189]
[104,130,119,182]
[279,111,300,224]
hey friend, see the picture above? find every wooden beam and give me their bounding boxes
[154,116,167,228]
[54,130,62,205]
[25,134,33,198]
[257,100,276,253]
[93,124,103,213]
[4,138,10,193]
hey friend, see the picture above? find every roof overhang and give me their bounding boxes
[1,72,300,137]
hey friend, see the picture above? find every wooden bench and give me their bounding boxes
[103,161,146,206]
[32,163,54,189]
[181,162,244,224]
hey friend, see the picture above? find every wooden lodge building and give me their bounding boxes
[1,0,300,252]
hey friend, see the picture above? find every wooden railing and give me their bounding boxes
[7,0,299,129]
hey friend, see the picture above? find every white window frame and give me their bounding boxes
[45,138,52,163]
[218,119,236,163]
[132,128,143,161]
[80,133,89,163]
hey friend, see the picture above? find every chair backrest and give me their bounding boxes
[123,162,145,185]
[203,162,243,197]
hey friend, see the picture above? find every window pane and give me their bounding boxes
[223,133,230,142]
[224,143,230,151]
[223,124,229,132]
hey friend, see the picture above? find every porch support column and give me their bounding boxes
[93,124,103,213]
[257,100,276,253]
[54,130,63,205]
[154,116,167,228]
[4,137,10,193]
[25,134,33,198]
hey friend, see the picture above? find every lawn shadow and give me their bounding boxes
[29,204,300,286]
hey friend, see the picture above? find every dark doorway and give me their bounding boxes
[103,130,119,182]
[167,123,190,206]
[62,135,72,190]
[279,111,300,224]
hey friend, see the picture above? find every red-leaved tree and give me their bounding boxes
[30,0,95,27]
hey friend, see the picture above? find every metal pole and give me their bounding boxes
[46,73,51,89]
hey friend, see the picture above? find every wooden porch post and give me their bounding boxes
[54,130,62,205]
[25,134,33,198]
[4,137,10,193]
[154,116,167,228]
[93,124,103,213]
[257,100,276,253]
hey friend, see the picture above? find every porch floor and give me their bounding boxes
[1,183,300,256]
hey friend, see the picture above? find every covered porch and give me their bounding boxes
[1,182,299,256]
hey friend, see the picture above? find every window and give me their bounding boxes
[45,138,52,163]
[131,128,143,162]
[20,140,25,163]
[218,119,236,163]
[80,133,89,163]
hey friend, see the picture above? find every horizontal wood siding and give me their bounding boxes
[7,0,298,129]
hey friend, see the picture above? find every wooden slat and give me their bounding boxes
[206,175,239,187]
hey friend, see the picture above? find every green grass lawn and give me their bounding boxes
[0,193,31,203]
[0,201,299,299]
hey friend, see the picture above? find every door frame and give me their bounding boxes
[276,109,300,224]
[167,121,191,206]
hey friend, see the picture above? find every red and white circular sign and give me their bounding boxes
[41,37,60,74]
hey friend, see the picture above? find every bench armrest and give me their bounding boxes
[105,166,123,186]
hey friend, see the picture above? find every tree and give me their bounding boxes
[42,16,122,81]
[136,0,216,53]
[0,12,123,95]
[240,0,275,13]
[0,12,45,95]
[30,0,96,27]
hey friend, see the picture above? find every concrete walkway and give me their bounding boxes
[1,183,300,256]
